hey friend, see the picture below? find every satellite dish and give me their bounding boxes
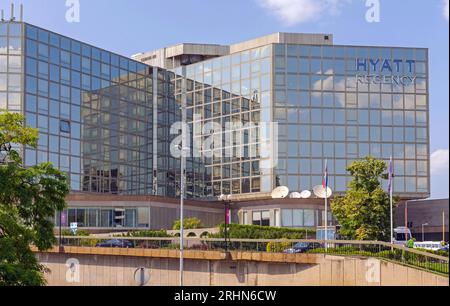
[272,186,290,199]
[218,194,232,201]
[313,185,333,199]
[289,192,302,199]
[300,190,312,199]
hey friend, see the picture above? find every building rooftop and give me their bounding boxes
[132,32,333,69]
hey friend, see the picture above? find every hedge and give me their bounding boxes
[266,242,292,253]
[211,224,316,240]
[116,230,172,238]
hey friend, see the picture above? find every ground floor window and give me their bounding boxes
[55,207,150,229]
[252,210,270,227]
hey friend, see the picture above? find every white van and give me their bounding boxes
[393,227,413,246]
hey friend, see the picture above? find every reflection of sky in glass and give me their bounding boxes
[274,43,429,195]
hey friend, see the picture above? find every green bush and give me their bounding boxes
[164,243,180,250]
[416,248,449,258]
[116,230,171,238]
[62,229,90,236]
[80,239,100,247]
[266,242,292,253]
[211,224,316,240]
[173,218,204,230]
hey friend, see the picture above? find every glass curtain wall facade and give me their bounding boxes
[272,44,429,198]
[174,45,274,198]
[1,21,430,200]
[1,21,177,197]
[55,207,150,229]
[0,22,22,114]
[175,43,429,199]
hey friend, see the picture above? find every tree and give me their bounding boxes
[331,157,397,241]
[0,112,69,286]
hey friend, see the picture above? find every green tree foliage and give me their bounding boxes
[173,217,203,230]
[0,112,69,286]
[331,157,397,241]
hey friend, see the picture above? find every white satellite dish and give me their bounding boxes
[289,192,302,199]
[313,185,333,199]
[272,186,290,199]
[300,190,312,199]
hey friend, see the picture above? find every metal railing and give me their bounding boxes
[55,237,449,276]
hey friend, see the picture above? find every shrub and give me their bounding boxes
[189,244,209,251]
[164,243,180,250]
[416,248,449,258]
[211,224,316,240]
[266,242,292,253]
[173,218,204,230]
[117,230,171,238]
[62,229,90,237]
[80,239,100,248]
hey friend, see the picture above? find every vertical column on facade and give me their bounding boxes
[267,44,276,192]
[152,67,158,195]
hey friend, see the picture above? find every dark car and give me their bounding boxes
[284,242,322,254]
[96,239,134,248]
[439,245,449,252]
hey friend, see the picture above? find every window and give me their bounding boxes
[252,211,270,227]
[60,120,71,133]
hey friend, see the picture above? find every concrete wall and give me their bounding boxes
[36,252,448,287]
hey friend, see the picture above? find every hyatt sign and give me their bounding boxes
[355,58,417,86]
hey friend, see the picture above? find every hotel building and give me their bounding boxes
[0,21,430,231]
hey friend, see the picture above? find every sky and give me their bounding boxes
[3,0,449,199]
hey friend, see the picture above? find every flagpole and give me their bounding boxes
[390,156,394,244]
[324,159,328,251]
[387,156,395,244]
[443,210,446,244]
[325,190,328,251]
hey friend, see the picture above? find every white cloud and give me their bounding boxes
[444,0,449,21]
[256,0,351,26]
[431,149,449,175]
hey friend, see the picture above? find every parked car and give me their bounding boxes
[439,244,449,252]
[96,239,134,248]
[283,242,322,254]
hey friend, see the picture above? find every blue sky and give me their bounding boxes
[4,0,449,198]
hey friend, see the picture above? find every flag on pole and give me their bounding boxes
[388,156,393,194]
[323,159,329,190]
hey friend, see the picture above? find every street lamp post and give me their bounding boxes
[177,145,189,287]
[220,195,231,252]
[422,223,429,242]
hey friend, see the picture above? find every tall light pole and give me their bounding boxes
[422,223,429,242]
[176,143,189,287]
[179,145,186,287]
[178,68,188,287]
[176,145,189,286]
